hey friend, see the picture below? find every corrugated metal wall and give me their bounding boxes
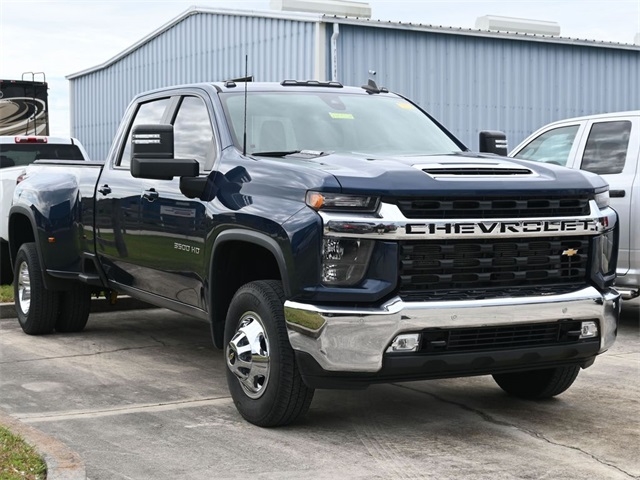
[71,12,316,159]
[332,23,640,150]
[70,11,640,158]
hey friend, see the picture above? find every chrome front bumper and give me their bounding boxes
[284,287,621,373]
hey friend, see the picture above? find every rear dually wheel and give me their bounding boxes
[13,242,59,335]
[493,365,581,399]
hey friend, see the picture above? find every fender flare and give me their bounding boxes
[208,229,292,349]
[8,205,55,290]
[211,229,292,297]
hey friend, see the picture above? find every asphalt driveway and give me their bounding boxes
[0,301,638,480]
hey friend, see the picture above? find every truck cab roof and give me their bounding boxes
[136,80,392,98]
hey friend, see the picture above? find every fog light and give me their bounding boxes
[386,333,421,353]
[580,321,598,339]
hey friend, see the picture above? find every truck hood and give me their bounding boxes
[288,151,607,196]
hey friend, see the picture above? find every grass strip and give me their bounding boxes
[0,425,46,480]
[0,284,12,303]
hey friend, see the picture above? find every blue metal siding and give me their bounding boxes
[70,12,316,159]
[332,24,640,150]
[70,11,640,158]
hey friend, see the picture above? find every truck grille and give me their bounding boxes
[399,237,590,300]
[392,196,590,219]
[419,320,599,354]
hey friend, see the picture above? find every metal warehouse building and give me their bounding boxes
[67,5,640,160]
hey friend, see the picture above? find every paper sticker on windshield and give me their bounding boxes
[329,112,354,120]
[397,102,414,110]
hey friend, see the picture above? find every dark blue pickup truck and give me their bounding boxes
[9,81,621,427]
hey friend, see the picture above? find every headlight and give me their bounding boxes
[322,237,374,286]
[594,190,609,209]
[306,191,379,212]
[598,229,617,277]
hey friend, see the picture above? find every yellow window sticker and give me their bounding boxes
[329,112,354,119]
[397,102,414,110]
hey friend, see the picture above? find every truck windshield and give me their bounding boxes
[0,144,85,169]
[220,91,463,156]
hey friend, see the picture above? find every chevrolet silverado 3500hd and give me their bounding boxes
[9,81,621,426]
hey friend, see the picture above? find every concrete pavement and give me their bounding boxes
[0,301,638,479]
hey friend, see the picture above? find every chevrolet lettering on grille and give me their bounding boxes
[406,219,602,235]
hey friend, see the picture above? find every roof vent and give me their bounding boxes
[270,0,372,18]
[635,33,640,45]
[475,15,561,36]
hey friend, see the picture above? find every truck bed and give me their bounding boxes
[12,160,105,278]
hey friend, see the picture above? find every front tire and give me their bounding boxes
[493,365,581,399]
[224,280,314,427]
[13,242,59,335]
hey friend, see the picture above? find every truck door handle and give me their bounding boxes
[610,190,626,198]
[143,188,159,201]
[98,184,111,195]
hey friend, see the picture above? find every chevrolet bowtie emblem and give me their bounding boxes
[562,248,579,257]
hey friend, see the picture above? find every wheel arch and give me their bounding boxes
[209,229,292,349]
[8,206,51,288]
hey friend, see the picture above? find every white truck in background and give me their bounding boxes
[510,111,639,301]
[0,135,90,284]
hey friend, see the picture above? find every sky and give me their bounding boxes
[1,0,639,140]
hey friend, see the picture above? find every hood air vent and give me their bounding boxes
[417,163,534,178]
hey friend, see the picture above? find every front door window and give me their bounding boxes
[513,125,580,166]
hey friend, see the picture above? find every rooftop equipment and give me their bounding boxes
[270,0,372,18]
[475,15,561,36]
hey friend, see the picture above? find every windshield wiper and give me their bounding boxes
[249,149,325,158]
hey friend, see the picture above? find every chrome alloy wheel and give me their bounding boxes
[17,261,31,315]
[226,311,271,399]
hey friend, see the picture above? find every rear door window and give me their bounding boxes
[580,121,631,175]
[513,125,580,166]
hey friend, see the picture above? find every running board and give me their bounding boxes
[616,287,639,300]
[78,273,104,286]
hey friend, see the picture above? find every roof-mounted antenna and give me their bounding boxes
[361,78,389,94]
[362,69,388,94]
[242,55,248,156]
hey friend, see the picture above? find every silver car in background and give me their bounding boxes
[510,111,639,300]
